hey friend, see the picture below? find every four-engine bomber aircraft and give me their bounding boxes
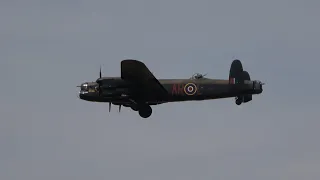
[78,59,264,118]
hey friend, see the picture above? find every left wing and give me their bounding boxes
[121,59,168,97]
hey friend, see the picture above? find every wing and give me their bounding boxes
[121,59,168,97]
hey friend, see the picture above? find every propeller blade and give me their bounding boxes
[97,65,102,96]
[109,102,111,112]
[119,105,121,112]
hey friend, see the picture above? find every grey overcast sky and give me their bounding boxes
[1,0,320,179]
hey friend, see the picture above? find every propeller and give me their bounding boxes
[98,65,102,96]
[107,103,122,112]
[97,65,121,113]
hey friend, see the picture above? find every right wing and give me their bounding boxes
[120,59,168,97]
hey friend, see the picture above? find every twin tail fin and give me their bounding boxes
[229,59,253,104]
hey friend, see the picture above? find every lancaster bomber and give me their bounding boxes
[78,59,264,118]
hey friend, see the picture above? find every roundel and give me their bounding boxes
[184,83,197,95]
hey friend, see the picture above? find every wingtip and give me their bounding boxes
[121,59,145,66]
[122,59,141,62]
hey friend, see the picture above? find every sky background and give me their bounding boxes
[1,0,320,179]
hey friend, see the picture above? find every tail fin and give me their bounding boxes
[229,59,243,84]
[229,59,252,104]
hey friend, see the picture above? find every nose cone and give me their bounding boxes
[78,82,88,100]
[78,91,91,101]
[78,91,85,99]
[78,81,99,101]
[78,92,84,99]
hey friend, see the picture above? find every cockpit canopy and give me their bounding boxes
[190,73,207,80]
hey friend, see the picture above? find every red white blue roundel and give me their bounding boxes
[184,83,197,95]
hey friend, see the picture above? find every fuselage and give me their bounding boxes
[78,77,263,106]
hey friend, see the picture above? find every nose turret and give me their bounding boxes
[78,82,99,100]
[80,83,88,91]
[78,82,89,100]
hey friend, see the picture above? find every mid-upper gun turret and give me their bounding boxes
[190,73,208,80]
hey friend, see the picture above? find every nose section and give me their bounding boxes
[77,83,88,100]
[77,89,83,99]
[78,93,84,99]
[78,92,83,99]
[78,91,90,101]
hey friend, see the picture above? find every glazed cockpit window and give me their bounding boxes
[88,86,96,92]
